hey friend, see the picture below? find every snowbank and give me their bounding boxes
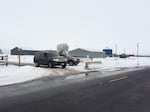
[0,65,78,86]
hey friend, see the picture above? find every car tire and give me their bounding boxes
[62,64,66,68]
[69,61,74,66]
[35,61,39,67]
[48,62,52,68]
[74,63,78,65]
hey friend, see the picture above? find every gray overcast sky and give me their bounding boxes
[0,0,150,54]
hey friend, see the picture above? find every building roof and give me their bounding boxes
[69,48,105,58]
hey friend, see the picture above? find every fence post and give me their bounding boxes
[18,48,22,66]
[84,62,89,70]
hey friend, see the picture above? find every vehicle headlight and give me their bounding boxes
[53,59,59,61]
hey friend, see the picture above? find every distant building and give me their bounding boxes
[11,47,39,55]
[69,48,106,58]
[103,49,113,57]
[11,47,55,55]
[11,47,106,58]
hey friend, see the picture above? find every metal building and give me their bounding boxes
[69,48,106,58]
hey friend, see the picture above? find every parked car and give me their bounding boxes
[62,55,80,66]
[34,51,67,68]
[57,44,80,66]
[119,54,128,58]
[58,52,80,66]
[68,57,80,66]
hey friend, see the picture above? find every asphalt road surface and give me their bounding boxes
[0,68,150,112]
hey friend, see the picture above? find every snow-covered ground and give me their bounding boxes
[0,65,77,86]
[68,57,150,72]
[0,55,150,86]
[8,55,34,63]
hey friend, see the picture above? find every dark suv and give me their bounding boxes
[34,51,67,68]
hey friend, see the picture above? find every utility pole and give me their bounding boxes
[137,43,139,57]
[124,48,126,54]
[137,43,139,66]
[115,44,117,56]
[115,44,118,59]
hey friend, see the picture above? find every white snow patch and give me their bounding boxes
[68,57,150,72]
[0,65,76,86]
[8,55,34,63]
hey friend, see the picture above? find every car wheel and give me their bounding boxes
[62,64,66,68]
[74,63,78,65]
[48,62,52,68]
[69,61,74,66]
[35,61,39,67]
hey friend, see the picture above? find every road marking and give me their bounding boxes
[109,76,128,83]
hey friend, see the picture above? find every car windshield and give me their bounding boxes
[47,52,59,57]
